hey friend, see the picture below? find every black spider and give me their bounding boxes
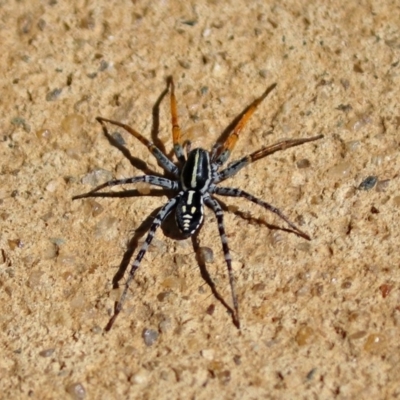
[73,78,322,329]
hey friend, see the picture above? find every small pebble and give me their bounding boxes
[306,368,317,380]
[296,242,311,252]
[81,169,112,187]
[393,196,400,207]
[94,216,118,239]
[345,140,360,152]
[197,246,214,263]
[295,326,314,346]
[379,283,392,298]
[36,129,51,139]
[70,292,86,309]
[217,370,231,385]
[66,382,86,399]
[8,239,23,250]
[136,182,151,195]
[46,88,62,101]
[233,355,241,365]
[341,280,352,289]
[11,116,28,129]
[61,114,85,134]
[252,283,266,292]
[358,176,377,191]
[46,179,59,192]
[157,291,171,302]
[99,60,109,72]
[131,369,149,384]
[159,317,172,333]
[349,331,367,340]
[206,304,215,315]
[371,155,383,166]
[28,271,44,288]
[39,348,55,357]
[142,329,159,346]
[364,333,386,353]
[91,325,103,334]
[327,162,351,179]
[83,199,104,217]
[296,159,311,169]
[201,349,215,360]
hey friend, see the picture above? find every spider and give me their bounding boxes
[73,77,322,330]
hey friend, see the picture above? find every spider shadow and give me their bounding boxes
[75,188,168,200]
[218,200,307,239]
[100,123,152,175]
[74,189,172,292]
[114,197,193,290]
[190,230,239,328]
[150,78,170,155]
[111,205,164,288]
[99,78,173,177]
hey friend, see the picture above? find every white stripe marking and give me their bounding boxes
[191,151,200,188]
[187,190,194,205]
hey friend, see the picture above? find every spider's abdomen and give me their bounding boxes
[181,148,212,192]
[175,190,204,235]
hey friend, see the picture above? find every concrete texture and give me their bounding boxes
[1,0,399,399]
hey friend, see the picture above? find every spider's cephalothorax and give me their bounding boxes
[73,77,323,330]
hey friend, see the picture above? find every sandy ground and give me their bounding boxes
[1,0,399,399]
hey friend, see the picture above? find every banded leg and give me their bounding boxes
[106,195,180,330]
[211,82,277,166]
[213,186,311,240]
[204,194,240,328]
[96,117,179,176]
[72,175,178,200]
[215,135,323,183]
[168,77,185,164]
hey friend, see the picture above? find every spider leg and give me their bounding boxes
[211,82,277,166]
[212,187,311,240]
[204,194,240,329]
[215,135,323,183]
[106,195,180,330]
[72,175,178,200]
[96,117,179,176]
[168,77,185,164]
